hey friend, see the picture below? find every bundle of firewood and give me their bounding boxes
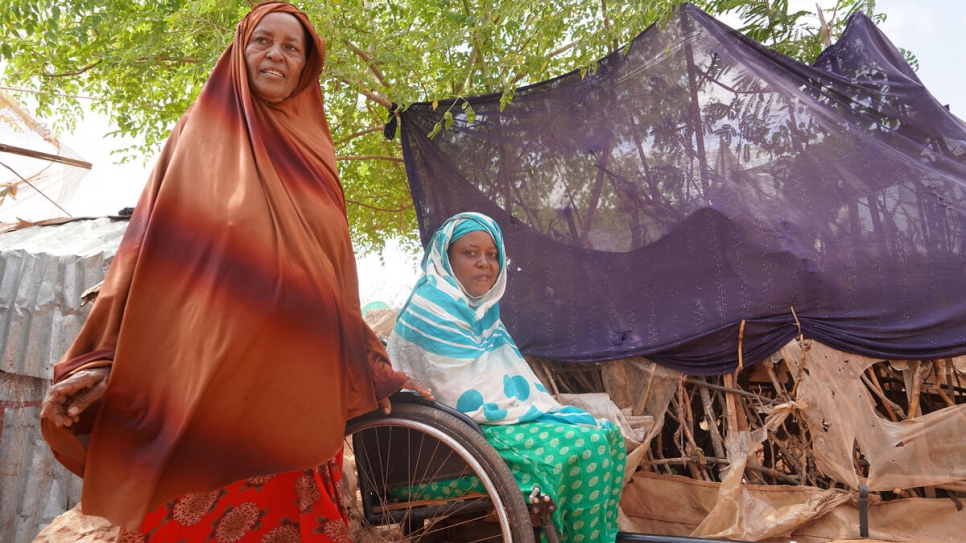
[528,345,966,505]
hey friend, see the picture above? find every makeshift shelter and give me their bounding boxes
[0,90,92,224]
[397,4,966,541]
[0,217,127,543]
[0,85,103,543]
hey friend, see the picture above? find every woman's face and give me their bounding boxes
[245,12,307,104]
[448,230,500,297]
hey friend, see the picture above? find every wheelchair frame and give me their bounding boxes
[343,391,748,543]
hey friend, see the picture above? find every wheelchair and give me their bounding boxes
[343,392,745,543]
[343,391,538,543]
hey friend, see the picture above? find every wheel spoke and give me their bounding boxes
[344,403,535,543]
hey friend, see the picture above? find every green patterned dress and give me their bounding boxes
[393,420,626,543]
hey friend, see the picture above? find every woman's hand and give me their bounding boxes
[41,367,111,428]
[378,377,435,414]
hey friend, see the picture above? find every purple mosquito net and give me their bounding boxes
[396,4,966,375]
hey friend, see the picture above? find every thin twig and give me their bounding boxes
[861,370,903,422]
[684,377,780,405]
[643,456,802,485]
[336,155,403,162]
[737,319,746,371]
[698,378,726,460]
[906,361,923,419]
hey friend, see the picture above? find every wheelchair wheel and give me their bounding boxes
[343,401,535,543]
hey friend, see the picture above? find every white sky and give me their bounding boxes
[3,0,963,304]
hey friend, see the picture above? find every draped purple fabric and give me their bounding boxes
[398,4,966,375]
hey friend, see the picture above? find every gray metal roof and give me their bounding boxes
[1,217,127,543]
[1,217,128,379]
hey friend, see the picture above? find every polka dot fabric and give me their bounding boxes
[391,421,625,543]
[487,422,625,543]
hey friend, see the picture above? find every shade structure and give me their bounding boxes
[399,4,966,375]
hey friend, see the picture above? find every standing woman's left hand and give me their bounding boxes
[378,378,435,414]
[41,367,111,428]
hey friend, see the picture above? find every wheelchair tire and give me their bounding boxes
[344,402,535,543]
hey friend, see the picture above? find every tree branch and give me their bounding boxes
[346,199,413,212]
[462,0,494,94]
[136,56,202,64]
[0,86,95,100]
[510,39,580,86]
[343,39,389,88]
[44,59,103,78]
[550,39,580,58]
[334,126,384,146]
[454,45,480,97]
[600,0,619,52]
[355,86,392,109]
[336,155,403,163]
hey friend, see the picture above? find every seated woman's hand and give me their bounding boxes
[378,377,435,414]
[41,366,111,428]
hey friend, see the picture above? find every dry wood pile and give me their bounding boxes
[528,343,966,507]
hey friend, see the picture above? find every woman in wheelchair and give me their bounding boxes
[388,212,625,543]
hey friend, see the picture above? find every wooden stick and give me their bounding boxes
[926,383,956,408]
[674,376,687,457]
[879,363,906,387]
[944,359,957,405]
[737,319,746,371]
[698,377,726,461]
[654,425,671,475]
[766,361,792,402]
[738,396,766,484]
[771,427,805,477]
[591,365,605,393]
[760,362,805,482]
[537,358,562,401]
[861,369,902,422]
[906,360,923,420]
[634,363,658,417]
[568,367,596,393]
[669,381,707,480]
[641,448,658,475]
[790,305,802,339]
[680,383,711,480]
[723,372,749,433]
[685,377,780,405]
[642,456,802,485]
[956,361,964,403]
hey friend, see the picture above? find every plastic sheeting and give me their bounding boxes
[689,399,852,540]
[604,340,966,542]
[619,471,964,542]
[780,340,966,492]
[399,4,966,375]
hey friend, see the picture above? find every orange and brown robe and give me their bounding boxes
[41,1,407,531]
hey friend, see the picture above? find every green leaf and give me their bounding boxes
[0,0,888,251]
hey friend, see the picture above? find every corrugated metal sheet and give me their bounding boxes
[1,217,127,378]
[0,217,127,543]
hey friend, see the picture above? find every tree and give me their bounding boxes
[0,0,884,252]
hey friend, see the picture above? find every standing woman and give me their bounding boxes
[389,212,625,543]
[40,2,430,540]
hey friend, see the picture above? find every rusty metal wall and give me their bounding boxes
[0,218,126,543]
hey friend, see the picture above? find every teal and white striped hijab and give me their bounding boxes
[388,212,599,426]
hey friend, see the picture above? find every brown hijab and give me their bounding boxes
[41,1,407,529]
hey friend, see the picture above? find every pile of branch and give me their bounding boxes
[528,353,966,503]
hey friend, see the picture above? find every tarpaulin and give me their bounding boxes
[399,4,966,375]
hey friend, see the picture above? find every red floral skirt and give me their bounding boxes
[118,451,350,543]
